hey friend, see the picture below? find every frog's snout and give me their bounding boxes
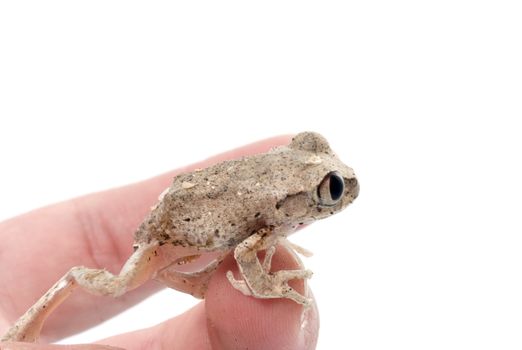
[346,177,359,200]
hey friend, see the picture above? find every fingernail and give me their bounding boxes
[297,290,320,350]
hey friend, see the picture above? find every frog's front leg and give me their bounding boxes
[2,243,161,343]
[226,228,313,306]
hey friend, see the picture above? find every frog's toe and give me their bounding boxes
[279,285,312,307]
[272,269,313,282]
[226,270,252,296]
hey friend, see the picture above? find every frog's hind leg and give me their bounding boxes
[1,243,161,343]
[226,228,313,306]
[155,254,226,298]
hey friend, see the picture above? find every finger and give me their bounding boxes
[0,135,292,342]
[205,245,319,350]
[0,342,122,350]
[96,245,319,350]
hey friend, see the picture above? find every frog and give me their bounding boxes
[2,131,359,343]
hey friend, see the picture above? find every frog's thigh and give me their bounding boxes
[226,231,312,306]
[155,254,225,298]
[1,244,160,343]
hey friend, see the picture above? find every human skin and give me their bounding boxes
[0,136,319,350]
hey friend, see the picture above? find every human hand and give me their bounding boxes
[0,136,319,350]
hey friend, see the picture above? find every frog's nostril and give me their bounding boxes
[348,178,359,199]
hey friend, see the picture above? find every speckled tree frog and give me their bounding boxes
[2,132,359,343]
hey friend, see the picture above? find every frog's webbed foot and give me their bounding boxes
[226,243,277,296]
[226,229,313,307]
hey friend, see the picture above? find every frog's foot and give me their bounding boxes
[227,265,312,306]
[227,230,313,306]
[265,269,313,306]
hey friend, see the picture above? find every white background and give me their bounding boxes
[1,1,521,349]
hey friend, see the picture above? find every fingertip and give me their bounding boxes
[205,248,319,350]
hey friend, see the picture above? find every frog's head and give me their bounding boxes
[276,132,359,225]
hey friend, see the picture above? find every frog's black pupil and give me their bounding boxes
[329,173,344,201]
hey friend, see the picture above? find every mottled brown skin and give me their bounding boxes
[2,132,359,343]
[135,132,358,251]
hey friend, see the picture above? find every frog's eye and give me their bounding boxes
[317,171,345,206]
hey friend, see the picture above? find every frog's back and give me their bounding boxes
[133,151,289,251]
[133,132,359,251]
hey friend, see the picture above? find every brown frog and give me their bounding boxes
[2,132,359,343]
